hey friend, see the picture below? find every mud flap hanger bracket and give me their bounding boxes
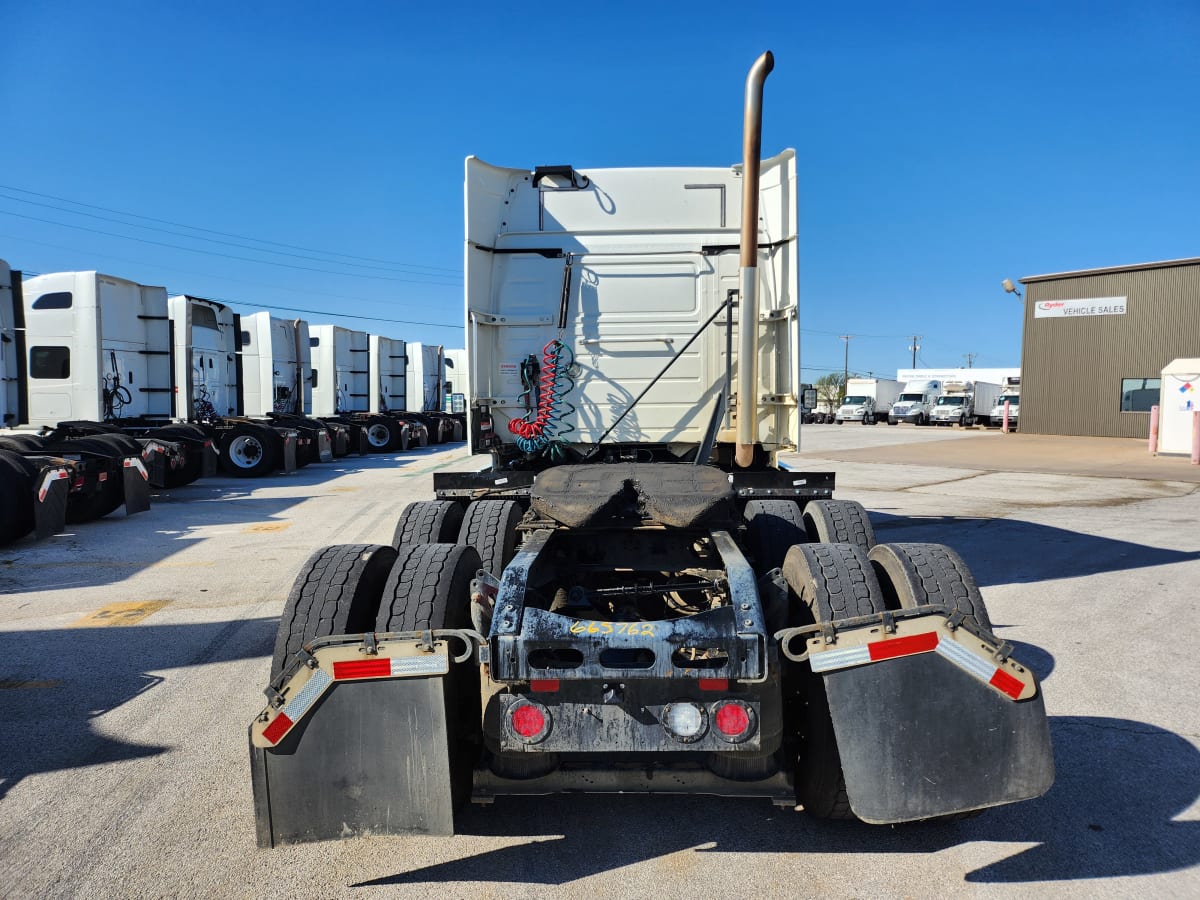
[773,603,1011,664]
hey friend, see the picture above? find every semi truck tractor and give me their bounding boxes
[406,341,463,442]
[988,376,1021,429]
[835,377,900,424]
[249,52,1053,846]
[888,379,942,426]
[930,380,1001,427]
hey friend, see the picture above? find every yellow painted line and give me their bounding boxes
[0,679,62,690]
[70,600,171,628]
[244,522,291,533]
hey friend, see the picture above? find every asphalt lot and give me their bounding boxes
[1,427,1197,898]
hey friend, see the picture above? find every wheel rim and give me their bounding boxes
[367,423,391,447]
[229,434,264,468]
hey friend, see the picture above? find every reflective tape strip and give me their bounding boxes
[123,457,149,481]
[809,629,1027,701]
[332,654,450,681]
[809,644,870,673]
[263,668,333,745]
[38,469,68,502]
[934,634,996,683]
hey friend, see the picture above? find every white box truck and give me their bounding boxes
[835,377,901,424]
[929,380,1000,426]
[888,379,942,426]
[987,376,1021,429]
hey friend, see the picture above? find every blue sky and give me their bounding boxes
[1,1,1196,380]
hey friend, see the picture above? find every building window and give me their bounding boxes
[30,346,70,378]
[1120,377,1160,413]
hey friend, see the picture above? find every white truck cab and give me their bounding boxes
[989,376,1021,428]
[889,379,942,426]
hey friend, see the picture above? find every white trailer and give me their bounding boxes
[835,377,901,424]
[888,379,942,426]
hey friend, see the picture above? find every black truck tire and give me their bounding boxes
[270,543,398,679]
[375,542,483,809]
[744,499,807,574]
[364,416,402,452]
[0,451,37,544]
[457,499,523,577]
[867,542,993,632]
[391,500,465,548]
[782,543,887,820]
[219,423,277,477]
[804,499,875,552]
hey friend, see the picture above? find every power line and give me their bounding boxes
[0,207,461,285]
[0,182,460,273]
[0,230,458,318]
[189,296,462,329]
[0,190,459,278]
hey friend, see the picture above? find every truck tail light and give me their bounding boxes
[712,700,754,742]
[509,700,551,743]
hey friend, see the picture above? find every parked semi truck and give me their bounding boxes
[929,380,1001,427]
[835,377,900,424]
[888,379,942,426]
[249,52,1052,846]
[405,341,464,442]
[988,376,1021,429]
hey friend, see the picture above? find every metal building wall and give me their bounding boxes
[1020,261,1200,437]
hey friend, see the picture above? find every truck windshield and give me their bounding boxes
[842,396,868,405]
[898,393,924,402]
[997,395,1019,405]
[936,396,965,407]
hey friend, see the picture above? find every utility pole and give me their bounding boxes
[839,335,852,393]
[909,335,922,368]
[963,353,977,369]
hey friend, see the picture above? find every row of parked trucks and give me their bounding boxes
[0,260,465,544]
[810,376,1019,429]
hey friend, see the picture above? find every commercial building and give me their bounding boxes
[1017,257,1200,438]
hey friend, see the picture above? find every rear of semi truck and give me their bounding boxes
[249,52,1052,847]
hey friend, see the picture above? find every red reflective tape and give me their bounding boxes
[867,631,939,661]
[332,658,392,680]
[262,712,293,745]
[698,678,729,691]
[529,679,560,692]
[989,667,1025,700]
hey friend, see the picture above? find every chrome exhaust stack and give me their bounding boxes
[734,50,774,468]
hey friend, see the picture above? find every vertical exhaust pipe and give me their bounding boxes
[735,50,774,468]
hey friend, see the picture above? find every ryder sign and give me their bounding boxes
[1035,297,1127,319]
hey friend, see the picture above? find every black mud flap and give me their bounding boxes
[823,651,1054,823]
[141,441,172,488]
[315,430,333,463]
[121,457,152,515]
[32,467,69,538]
[250,676,455,847]
[280,431,298,473]
[200,440,219,478]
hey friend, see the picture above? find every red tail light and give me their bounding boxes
[713,700,754,742]
[509,700,551,743]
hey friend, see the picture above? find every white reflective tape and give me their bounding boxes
[935,636,997,684]
[38,469,68,502]
[281,668,332,722]
[808,645,870,673]
[390,655,450,677]
[123,457,149,480]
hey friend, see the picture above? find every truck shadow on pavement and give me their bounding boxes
[870,512,1200,587]
[0,616,276,801]
[354,714,1199,888]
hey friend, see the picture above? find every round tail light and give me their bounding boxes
[508,700,551,743]
[662,701,708,743]
[713,700,755,742]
